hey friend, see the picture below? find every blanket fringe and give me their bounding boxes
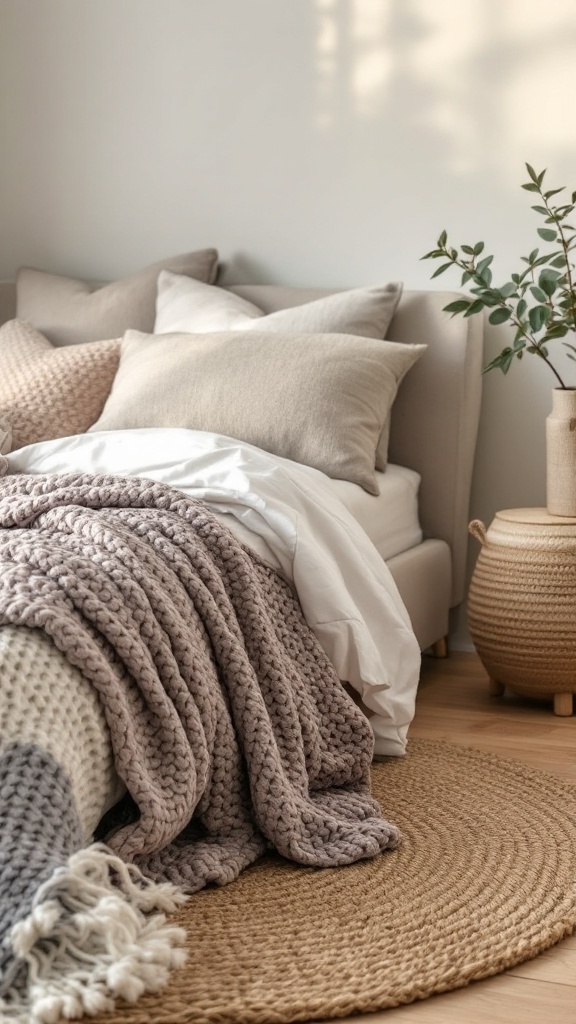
[0,843,188,1023]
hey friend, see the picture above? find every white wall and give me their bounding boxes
[1,0,576,646]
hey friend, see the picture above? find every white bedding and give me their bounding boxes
[6,428,421,756]
[328,464,422,561]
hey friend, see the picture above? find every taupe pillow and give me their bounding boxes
[17,249,219,347]
[90,329,426,494]
[0,320,121,451]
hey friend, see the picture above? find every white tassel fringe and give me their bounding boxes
[0,843,188,1023]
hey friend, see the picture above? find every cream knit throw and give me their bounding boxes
[0,467,399,1021]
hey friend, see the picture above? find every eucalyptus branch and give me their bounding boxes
[422,163,576,387]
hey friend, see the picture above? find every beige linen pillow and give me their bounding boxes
[154,271,409,470]
[17,249,219,347]
[91,329,426,494]
[155,271,402,339]
[0,320,121,451]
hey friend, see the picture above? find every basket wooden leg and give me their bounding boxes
[430,636,448,659]
[488,677,505,697]
[554,692,573,717]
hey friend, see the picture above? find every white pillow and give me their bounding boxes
[154,271,403,340]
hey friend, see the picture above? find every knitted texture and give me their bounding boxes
[0,471,399,984]
[0,319,120,451]
[0,625,124,839]
[0,743,85,991]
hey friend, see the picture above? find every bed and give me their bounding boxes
[0,255,483,1021]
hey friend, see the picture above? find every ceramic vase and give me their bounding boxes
[546,387,576,517]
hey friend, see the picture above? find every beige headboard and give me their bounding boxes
[0,280,483,606]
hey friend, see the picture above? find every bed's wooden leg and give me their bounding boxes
[430,636,448,659]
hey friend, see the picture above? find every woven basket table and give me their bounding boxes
[468,508,576,716]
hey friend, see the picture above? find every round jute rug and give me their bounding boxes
[100,739,576,1024]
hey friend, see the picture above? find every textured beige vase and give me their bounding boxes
[546,386,576,516]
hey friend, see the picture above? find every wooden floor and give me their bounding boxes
[319,651,576,1024]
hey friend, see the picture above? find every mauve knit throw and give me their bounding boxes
[0,470,399,899]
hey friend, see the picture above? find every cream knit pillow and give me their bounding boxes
[0,320,121,451]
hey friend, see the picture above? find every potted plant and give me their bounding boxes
[422,164,576,516]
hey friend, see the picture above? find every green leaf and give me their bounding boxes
[476,255,494,275]
[482,347,513,374]
[473,242,485,256]
[461,270,472,285]
[431,262,453,278]
[526,163,540,184]
[499,282,517,299]
[544,323,569,339]
[461,245,475,255]
[545,187,565,199]
[538,277,557,297]
[443,299,470,315]
[438,230,447,247]
[464,299,484,317]
[517,298,527,317]
[529,304,550,332]
[475,288,499,306]
[522,182,540,193]
[530,285,548,303]
[489,308,512,325]
[513,337,526,350]
[538,227,557,241]
[551,255,567,268]
[531,205,549,215]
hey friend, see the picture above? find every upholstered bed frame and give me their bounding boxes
[0,280,483,653]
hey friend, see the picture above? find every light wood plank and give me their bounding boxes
[318,973,576,1023]
[509,934,576,983]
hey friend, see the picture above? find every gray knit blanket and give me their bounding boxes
[0,468,399,1021]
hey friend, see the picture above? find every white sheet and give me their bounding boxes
[5,429,421,756]
[327,464,422,561]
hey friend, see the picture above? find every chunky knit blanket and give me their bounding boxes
[0,468,400,1022]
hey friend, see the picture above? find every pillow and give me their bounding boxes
[154,271,407,470]
[17,249,219,347]
[155,271,402,339]
[90,329,426,494]
[0,419,11,455]
[0,319,121,451]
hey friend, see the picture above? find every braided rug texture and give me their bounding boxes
[0,469,399,993]
[95,738,576,1024]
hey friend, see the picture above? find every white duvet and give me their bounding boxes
[6,428,421,756]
